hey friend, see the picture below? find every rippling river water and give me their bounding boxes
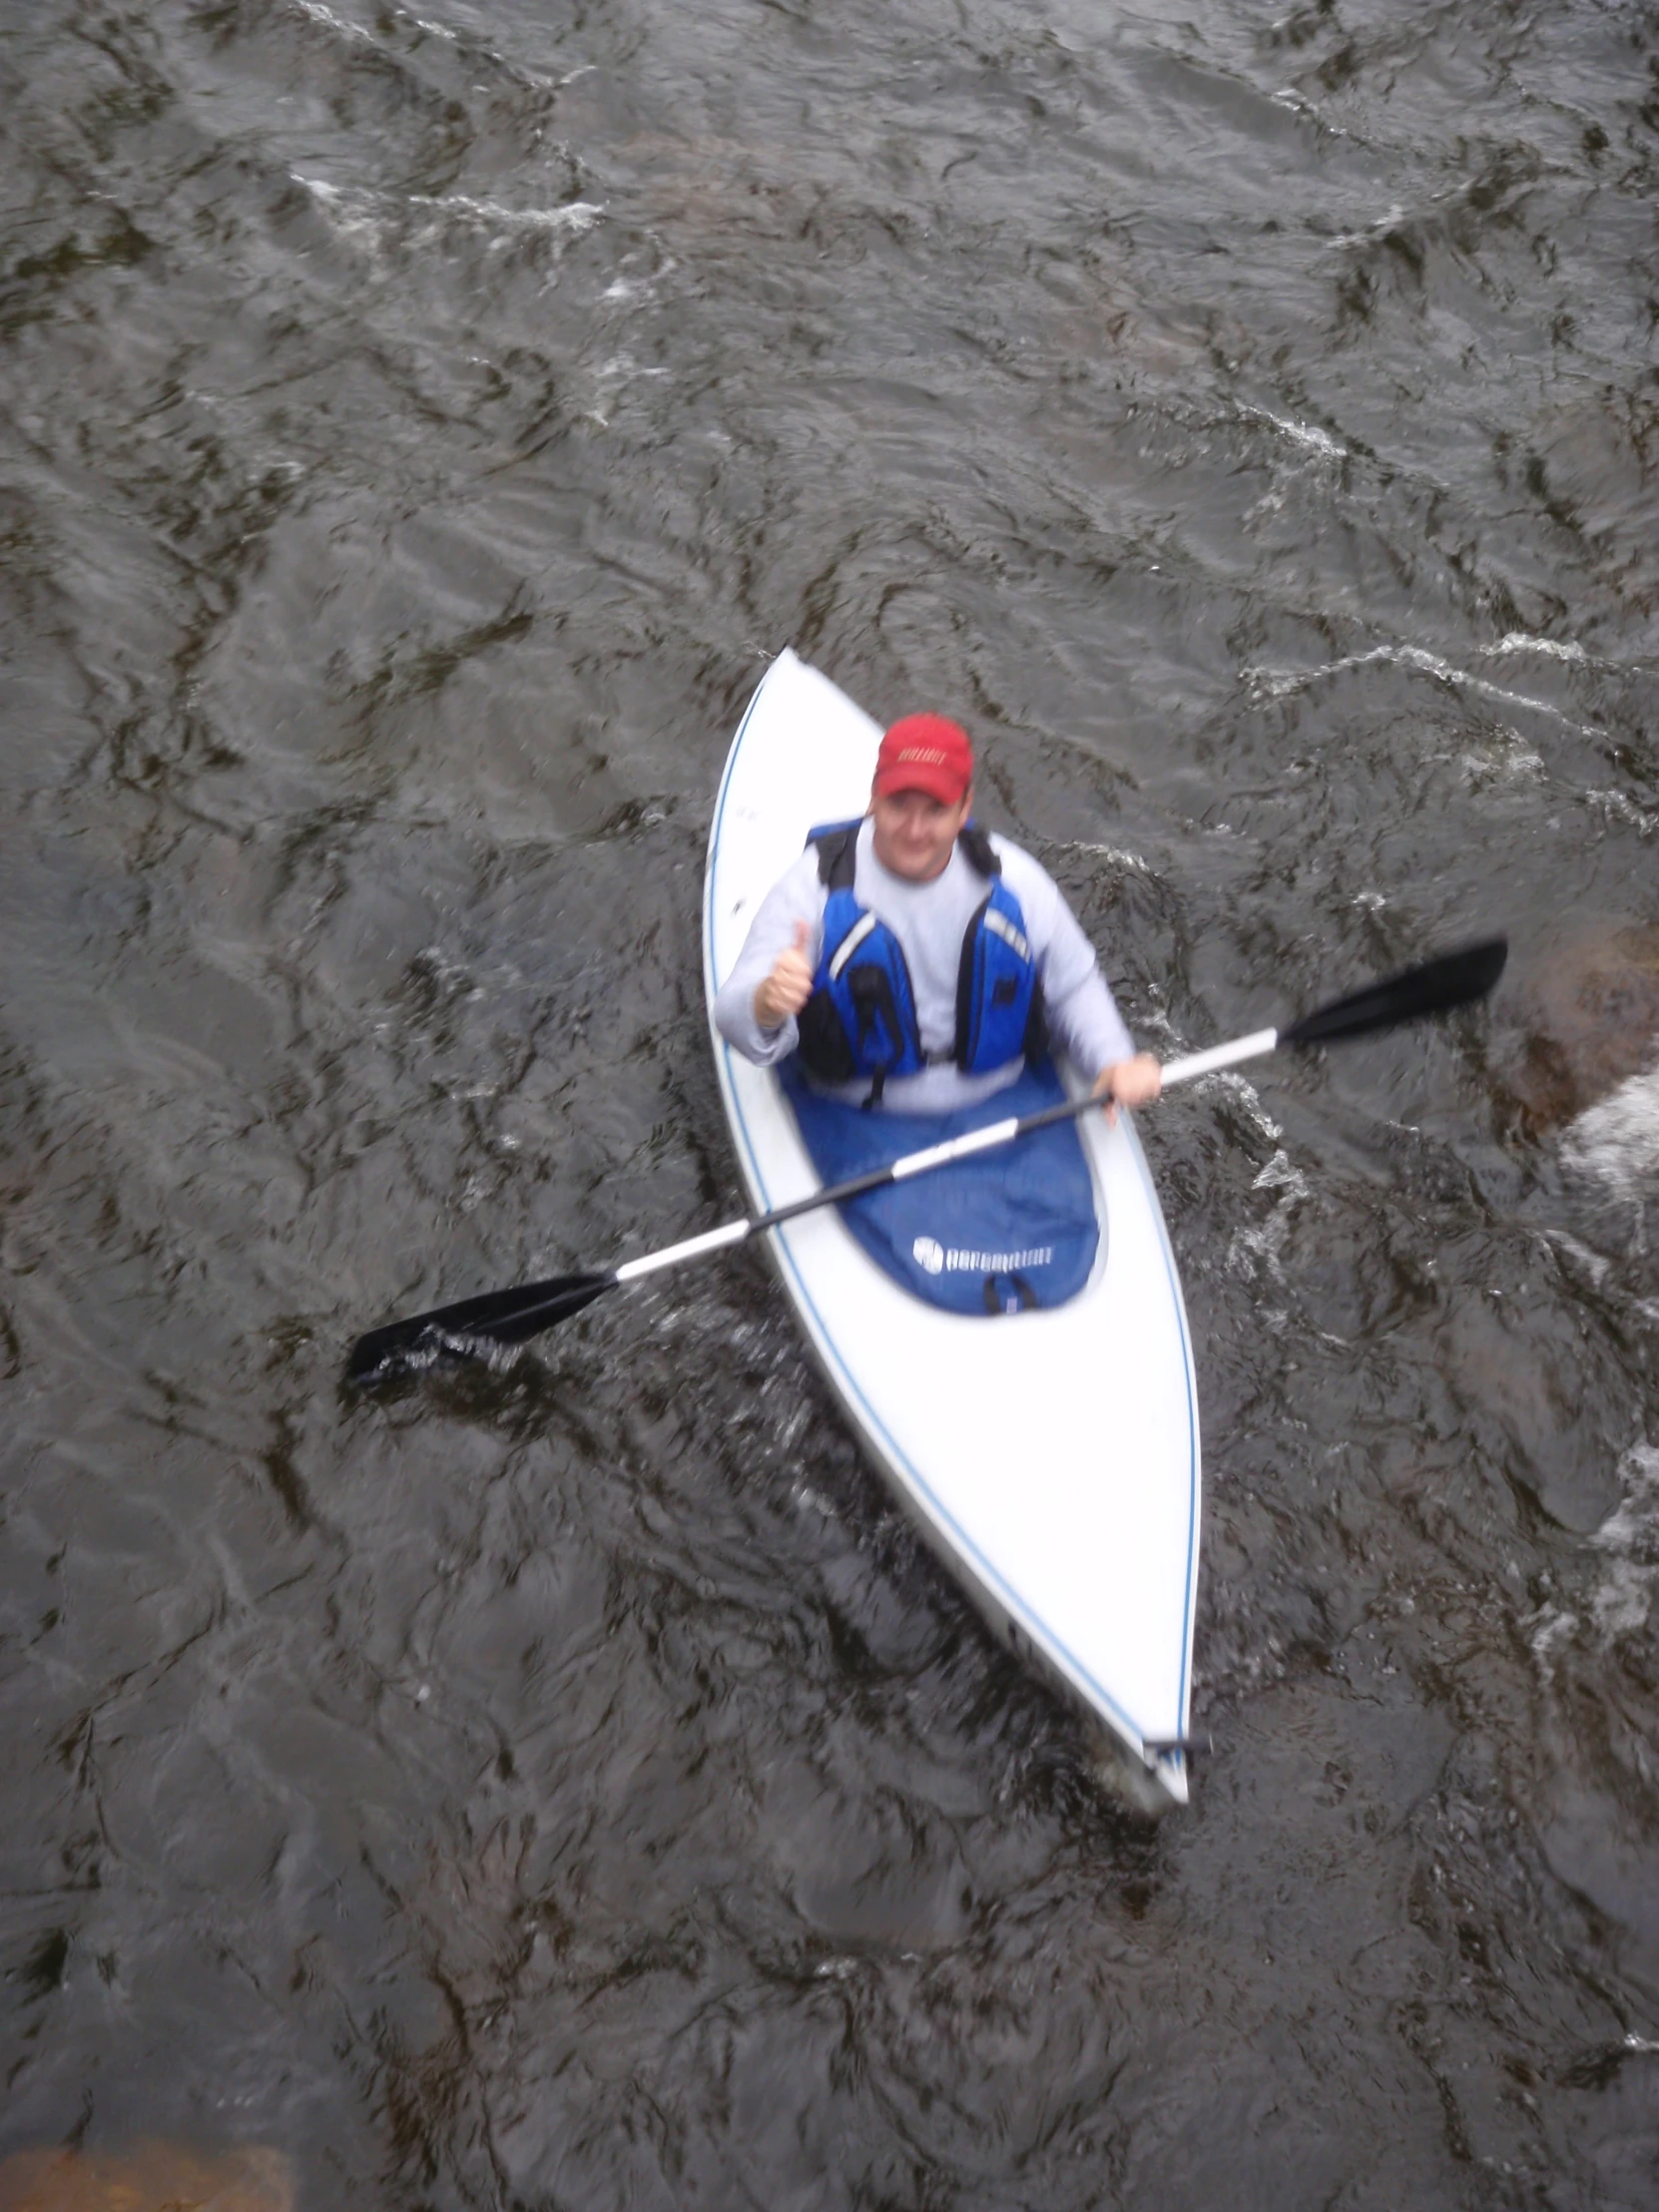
[3,2,1658,2205]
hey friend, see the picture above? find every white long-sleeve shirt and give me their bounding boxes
[713,818,1137,1113]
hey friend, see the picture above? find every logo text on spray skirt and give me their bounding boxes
[912,1237,1053,1277]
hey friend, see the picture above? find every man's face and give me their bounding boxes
[868,783,973,882]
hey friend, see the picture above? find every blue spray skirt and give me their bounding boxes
[780,1058,1101,1316]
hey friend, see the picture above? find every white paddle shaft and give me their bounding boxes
[1160,1028,1279,1087]
[611,1029,1284,1284]
[765,1026,1283,1221]
[890,1116,1023,1179]
[885,1028,1281,1184]
[615,1220,750,1282]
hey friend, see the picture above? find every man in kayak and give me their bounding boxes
[713,713,1161,1115]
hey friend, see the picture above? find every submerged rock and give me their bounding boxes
[1502,923,1659,1136]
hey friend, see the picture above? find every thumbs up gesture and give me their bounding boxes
[754,918,816,1030]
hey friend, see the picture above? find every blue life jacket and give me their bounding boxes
[795,820,1047,1101]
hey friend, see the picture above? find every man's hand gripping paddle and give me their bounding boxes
[346,935,1507,1386]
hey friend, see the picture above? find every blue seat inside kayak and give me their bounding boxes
[779,1057,1101,1316]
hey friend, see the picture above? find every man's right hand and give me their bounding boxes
[753,918,816,1031]
[1092,1052,1162,1124]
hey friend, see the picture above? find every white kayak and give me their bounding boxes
[702,649,1202,1803]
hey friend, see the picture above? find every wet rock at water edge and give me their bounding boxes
[1498,922,1659,1136]
[0,2142,292,2212]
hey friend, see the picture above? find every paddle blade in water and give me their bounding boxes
[1281,935,1507,1049]
[346,1271,617,1385]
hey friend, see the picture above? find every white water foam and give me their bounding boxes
[1200,1071,1283,1146]
[1583,787,1657,835]
[1227,1146,1308,1284]
[291,174,387,253]
[292,174,604,263]
[1267,87,1356,142]
[1527,1444,1659,1672]
[407,195,605,239]
[297,0,464,50]
[1589,1443,1659,1640]
[292,0,375,42]
[1446,725,1547,794]
[1562,1062,1659,1203]
[1241,639,1599,737]
[1050,839,1155,874]
[1309,204,1407,253]
[1244,406,1346,460]
[1252,1149,1311,1202]
[1527,1602,1576,1684]
[1483,634,1589,664]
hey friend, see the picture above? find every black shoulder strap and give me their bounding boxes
[807,820,861,890]
[958,825,1000,878]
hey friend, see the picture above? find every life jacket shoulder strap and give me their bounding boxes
[806,820,861,890]
[958,824,1001,878]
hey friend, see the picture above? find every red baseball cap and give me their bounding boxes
[872,714,974,806]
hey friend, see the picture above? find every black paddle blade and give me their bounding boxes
[1281,934,1507,1050]
[346,1271,617,1386]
